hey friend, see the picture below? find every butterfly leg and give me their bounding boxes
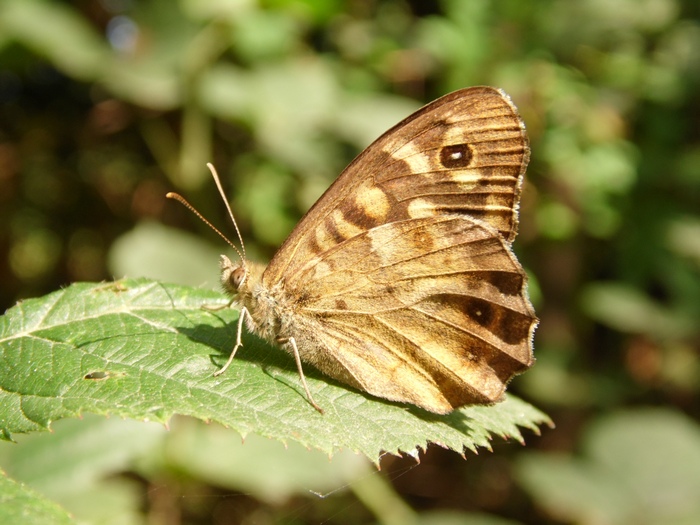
[213,306,248,376]
[281,336,324,414]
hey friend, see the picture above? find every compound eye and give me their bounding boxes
[231,267,246,289]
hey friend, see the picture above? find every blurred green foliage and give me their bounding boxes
[1,0,699,523]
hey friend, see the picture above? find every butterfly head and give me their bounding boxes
[219,255,266,308]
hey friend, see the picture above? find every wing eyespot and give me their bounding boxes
[439,143,473,169]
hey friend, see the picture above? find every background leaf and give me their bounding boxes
[0,472,74,525]
[516,408,700,525]
[0,416,166,525]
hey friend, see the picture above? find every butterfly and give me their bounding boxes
[168,86,537,414]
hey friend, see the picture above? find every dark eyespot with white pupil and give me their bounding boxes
[231,267,246,289]
[440,144,473,168]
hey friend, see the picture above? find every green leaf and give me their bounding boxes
[516,408,700,525]
[0,415,167,524]
[0,278,549,463]
[581,282,695,339]
[163,418,368,505]
[0,472,74,525]
[108,222,221,287]
[0,0,109,80]
[0,416,166,496]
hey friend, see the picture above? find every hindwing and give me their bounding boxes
[282,215,536,413]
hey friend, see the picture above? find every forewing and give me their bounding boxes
[263,87,529,289]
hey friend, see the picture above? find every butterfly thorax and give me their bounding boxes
[220,255,284,342]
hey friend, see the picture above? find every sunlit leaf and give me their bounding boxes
[0,278,550,463]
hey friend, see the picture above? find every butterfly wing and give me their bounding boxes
[279,215,536,413]
[264,86,529,286]
[261,87,535,412]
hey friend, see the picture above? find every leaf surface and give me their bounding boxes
[0,279,550,462]
[0,472,74,525]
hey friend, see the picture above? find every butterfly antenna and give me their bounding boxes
[165,190,245,264]
[206,163,247,260]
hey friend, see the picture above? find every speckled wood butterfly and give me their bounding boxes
[168,86,537,414]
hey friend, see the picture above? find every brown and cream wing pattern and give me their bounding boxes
[263,86,529,288]
[255,86,535,412]
[287,214,536,413]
